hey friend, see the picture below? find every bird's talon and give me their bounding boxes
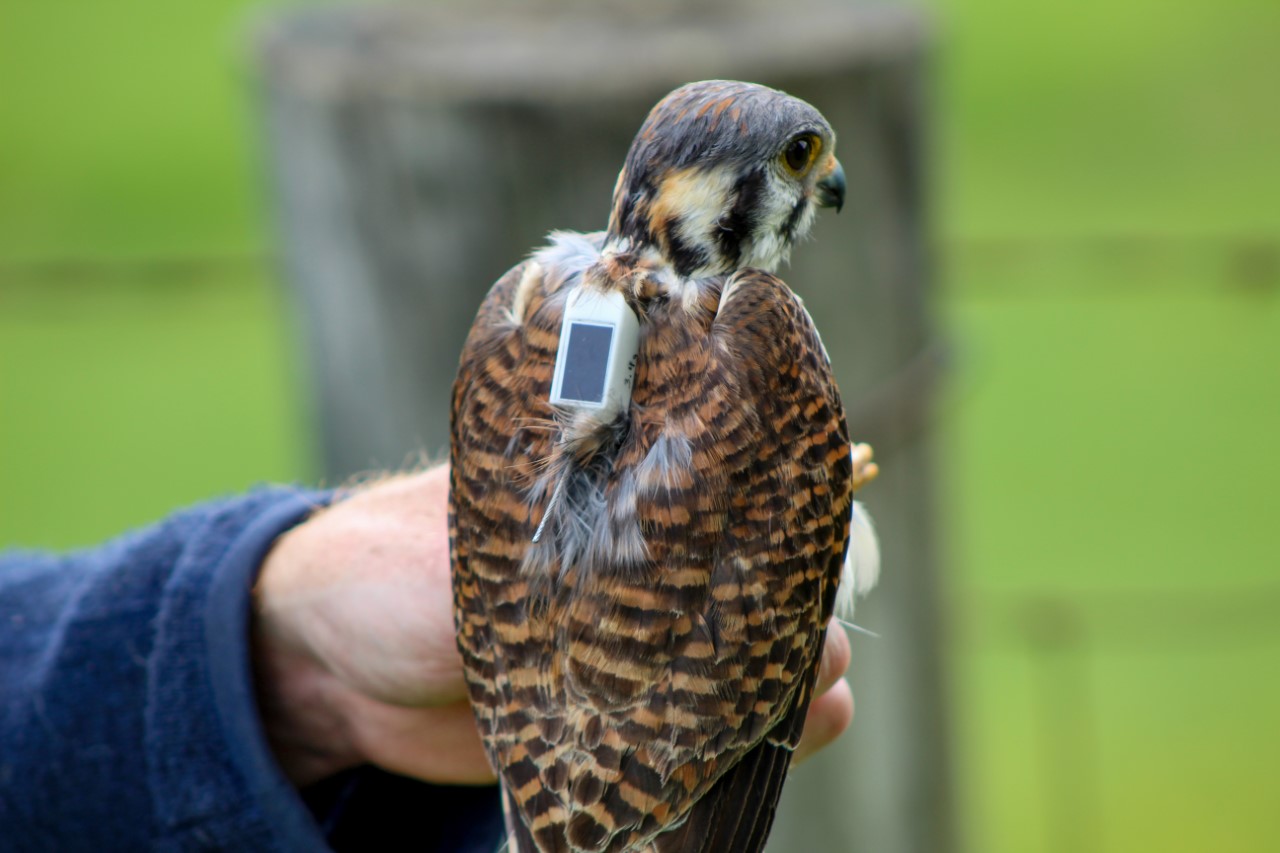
[850,443,878,491]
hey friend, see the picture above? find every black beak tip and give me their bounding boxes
[817,162,847,213]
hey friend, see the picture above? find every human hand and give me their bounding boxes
[251,465,853,787]
[252,465,491,787]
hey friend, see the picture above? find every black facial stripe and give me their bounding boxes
[615,192,637,236]
[781,199,809,243]
[612,172,658,244]
[663,216,710,277]
[715,169,766,269]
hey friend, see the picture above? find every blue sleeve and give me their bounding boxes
[0,489,504,852]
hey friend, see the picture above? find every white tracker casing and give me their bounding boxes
[549,286,640,417]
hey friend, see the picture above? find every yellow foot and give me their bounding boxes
[850,443,879,492]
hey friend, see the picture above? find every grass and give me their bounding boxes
[932,0,1280,238]
[944,248,1280,595]
[0,268,311,548]
[942,247,1280,852]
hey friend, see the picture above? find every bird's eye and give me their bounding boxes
[782,134,820,175]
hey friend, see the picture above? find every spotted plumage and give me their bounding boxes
[449,81,878,853]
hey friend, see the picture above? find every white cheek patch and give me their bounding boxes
[646,166,738,280]
[740,180,812,272]
[669,168,737,255]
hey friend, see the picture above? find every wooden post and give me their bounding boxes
[255,3,950,850]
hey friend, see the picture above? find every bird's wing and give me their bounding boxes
[450,256,853,853]
[639,268,853,853]
[449,246,576,762]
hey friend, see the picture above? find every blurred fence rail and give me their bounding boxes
[0,254,266,286]
[3,233,1275,288]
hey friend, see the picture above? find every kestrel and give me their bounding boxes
[449,80,880,853]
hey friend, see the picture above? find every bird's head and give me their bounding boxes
[604,80,845,279]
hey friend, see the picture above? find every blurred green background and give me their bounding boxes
[2,1,1277,851]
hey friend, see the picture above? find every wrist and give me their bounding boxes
[250,591,364,787]
[250,515,367,788]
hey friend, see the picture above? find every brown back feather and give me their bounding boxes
[450,239,852,853]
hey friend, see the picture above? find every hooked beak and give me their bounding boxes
[816,160,847,213]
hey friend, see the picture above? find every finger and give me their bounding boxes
[814,622,852,697]
[352,697,498,785]
[793,625,855,767]
[793,677,854,766]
